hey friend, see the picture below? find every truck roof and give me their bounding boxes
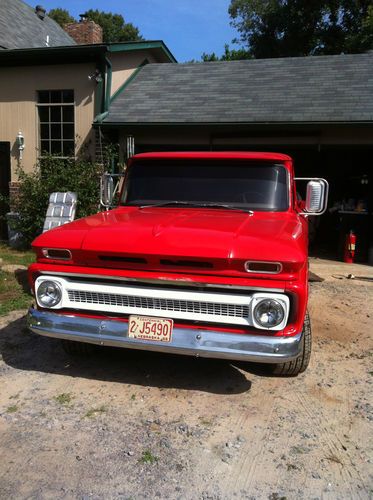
[131,152,291,162]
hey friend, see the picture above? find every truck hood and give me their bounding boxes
[33,206,307,275]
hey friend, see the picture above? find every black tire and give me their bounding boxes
[272,312,312,376]
[61,339,94,355]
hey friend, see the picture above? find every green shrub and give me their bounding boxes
[10,155,105,246]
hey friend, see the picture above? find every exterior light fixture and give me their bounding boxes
[16,131,25,160]
[88,70,103,83]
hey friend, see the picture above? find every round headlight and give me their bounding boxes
[253,298,285,328]
[37,280,62,308]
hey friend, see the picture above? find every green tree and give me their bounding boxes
[202,44,253,61]
[227,0,373,58]
[48,8,75,27]
[84,9,143,43]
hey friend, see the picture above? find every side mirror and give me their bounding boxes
[100,173,114,209]
[295,178,329,215]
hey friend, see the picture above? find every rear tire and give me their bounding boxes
[61,339,94,356]
[272,312,312,376]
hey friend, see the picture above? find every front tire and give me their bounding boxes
[272,312,312,376]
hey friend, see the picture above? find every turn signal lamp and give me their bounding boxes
[245,261,282,274]
[42,248,72,260]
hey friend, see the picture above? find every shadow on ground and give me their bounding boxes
[0,315,265,395]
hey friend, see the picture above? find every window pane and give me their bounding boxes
[40,124,49,139]
[63,141,75,157]
[51,124,62,139]
[38,90,75,158]
[62,90,74,103]
[38,107,49,122]
[40,140,50,154]
[125,161,289,211]
[63,124,74,140]
[50,90,62,103]
[51,140,62,155]
[38,91,49,103]
[50,106,62,122]
[62,106,74,122]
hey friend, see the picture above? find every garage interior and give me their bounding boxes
[98,123,373,265]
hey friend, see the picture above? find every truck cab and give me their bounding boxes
[28,152,328,375]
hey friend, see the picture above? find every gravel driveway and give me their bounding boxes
[0,259,372,499]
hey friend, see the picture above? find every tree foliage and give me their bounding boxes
[228,0,373,58]
[48,8,143,43]
[84,9,143,43]
[49,8,74,27]
[202,44,252,61]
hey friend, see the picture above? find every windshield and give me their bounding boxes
[122,160,289,212]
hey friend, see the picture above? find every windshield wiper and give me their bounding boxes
[135,201,254,214]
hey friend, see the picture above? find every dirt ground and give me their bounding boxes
[0,258,372,500]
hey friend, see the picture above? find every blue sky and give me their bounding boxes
[41,0,239,62]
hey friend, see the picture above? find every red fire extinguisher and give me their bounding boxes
[344,230,356,263]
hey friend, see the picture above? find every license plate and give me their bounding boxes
[128,315,173,342]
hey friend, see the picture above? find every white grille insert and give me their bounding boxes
[67,290,250,319]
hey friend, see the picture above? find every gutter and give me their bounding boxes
[99,120,373,127]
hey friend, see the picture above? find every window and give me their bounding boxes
[124,160,289,212]
[37,90,75,157]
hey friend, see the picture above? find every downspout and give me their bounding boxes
[104,56,112,114]
[94,56,112,123]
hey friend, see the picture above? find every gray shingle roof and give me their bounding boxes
[0,0,75,49]
[105,53,373,124]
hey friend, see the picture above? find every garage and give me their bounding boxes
[98,52,373,264]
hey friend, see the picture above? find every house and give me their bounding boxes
[0,1,371,261]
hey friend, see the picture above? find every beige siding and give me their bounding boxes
[0,62,96,177]
[110,50,158,97]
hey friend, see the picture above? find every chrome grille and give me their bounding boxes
[67,290,249,319]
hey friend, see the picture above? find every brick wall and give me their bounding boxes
[64,20,103,45]
[9,182,20,212]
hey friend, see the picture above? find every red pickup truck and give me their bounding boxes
[28,152,328,376]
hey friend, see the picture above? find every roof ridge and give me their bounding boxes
[176,51,373,67]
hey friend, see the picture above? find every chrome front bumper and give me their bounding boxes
[28,308,303,364]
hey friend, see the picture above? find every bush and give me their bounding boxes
[9,155,104,246]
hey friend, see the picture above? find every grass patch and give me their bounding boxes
[139,449,158,465]
[84,405,107,418]
[0,243,34,316]
[0,243,35,267]
[6,405,19,413]
[54,393,73,405]
[0,271,33,315]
